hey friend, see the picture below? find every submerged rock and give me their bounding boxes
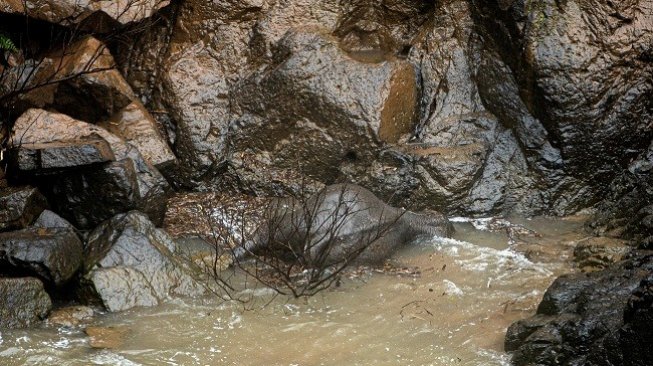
[47,306,95,328]
[0,227,83,286]
[0,185,48,232]
[0,277,52,329]
[574,237,632,272]
[80,211,206,312]
[85,326,131,349]
[506,252,653,366]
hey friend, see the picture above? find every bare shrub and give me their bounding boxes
[189,183,406,302]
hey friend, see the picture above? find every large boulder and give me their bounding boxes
[0,0,169,26]
[154,0,268,184]
[100,101,176,169]
[0,185,47,232]
[0,227,83,286]
[589,141,653,244]
[234,28,416,145]
[79,211,206,312]
[10,109,170,228]
[6,37,136,123]
[227,28,416,193]
[506,252,653,366]
[470,0,653,214]
[0,277,52,329]
[126,0,425,188]
[10,139,115,173]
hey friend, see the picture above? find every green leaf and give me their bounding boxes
[0,34,17,53]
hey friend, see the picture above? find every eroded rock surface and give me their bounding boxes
[471,0,653,214]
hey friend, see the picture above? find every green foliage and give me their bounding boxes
[0,33,17,53]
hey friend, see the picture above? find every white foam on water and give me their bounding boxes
[428,236,554,277]
[442,279,464,296]
[91,351,143,366]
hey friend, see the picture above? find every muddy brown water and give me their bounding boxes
[0,216,588,366]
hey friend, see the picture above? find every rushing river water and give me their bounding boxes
[0,216,588,366]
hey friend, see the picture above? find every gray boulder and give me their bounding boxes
[0,186,48,232]
[0,227,83,286]
[0,277,52,329]
[80,212,206,312]
[10,139,115,173]
[33,210,77,231]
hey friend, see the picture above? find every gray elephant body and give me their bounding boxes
[242,184,453,265]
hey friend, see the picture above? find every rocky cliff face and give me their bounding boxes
[110,0,652,219]
[0,0,651,357]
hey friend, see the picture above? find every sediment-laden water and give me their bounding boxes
[0,217,587,366]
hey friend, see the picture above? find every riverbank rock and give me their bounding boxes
[0,277,52,329]
[574,237,632,272]
[505,252,653,366]
[11,109,170,228]
[0,186,47,232]
[0,227,83,286]
[79,211,206,312]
